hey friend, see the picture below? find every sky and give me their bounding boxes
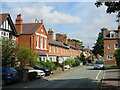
[0,1,118,49]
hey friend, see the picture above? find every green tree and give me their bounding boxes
[92,28,107,56]
[95,1,120,21]
[114,48,120,68]
[2,39,17,67]
[71,39,84,48]
[80,53,86,65]
[16,45,39,67]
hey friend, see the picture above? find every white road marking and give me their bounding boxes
[96,70,102,80]
[102,70,105,80]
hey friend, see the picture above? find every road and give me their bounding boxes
[3,65,104,88]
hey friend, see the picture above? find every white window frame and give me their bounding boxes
[108,44,110,49]
[36,35,39,49]
[114,43,118,49]
[107,55,113,60]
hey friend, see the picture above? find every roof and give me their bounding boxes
[0,13,18,36]
[49,39,69,49]
[38,51,47,56]
[0,13,9,25]
[21,23,42,35]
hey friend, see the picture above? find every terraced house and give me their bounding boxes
[103,26,120,65]
[15,14,90,63]
[47,29,83,63]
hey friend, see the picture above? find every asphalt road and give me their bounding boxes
[3,65,104,88]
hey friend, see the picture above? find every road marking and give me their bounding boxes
[96,70,102,80]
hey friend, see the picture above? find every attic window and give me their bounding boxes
[110,31,115,38]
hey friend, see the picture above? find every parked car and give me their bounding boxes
[64,65,70,69]
[2,66,20,85]
[24,66,45,78]
[34,65,52,76]
[94,60,105,69]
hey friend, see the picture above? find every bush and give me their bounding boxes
[37,60,57,70]
[114,48,120,68]
[64,58,76,67]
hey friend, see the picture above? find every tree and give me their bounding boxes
[70,39,84,48]
[95,1,120,21]
[80,53,87,65]
[114,48,120,68]
[16,45,39,67]
[2,39,17,67]
[92,28,107,56]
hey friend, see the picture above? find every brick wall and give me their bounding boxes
[104,39,118,65]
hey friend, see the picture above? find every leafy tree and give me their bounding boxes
[2,39,17,67]
[114,48,120,68]
[95,1,120,21]
[80,53,87,65]
[92,28,107,56]
[70,39,84,48]
[16,45,39,67]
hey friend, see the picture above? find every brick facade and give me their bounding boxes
[103,27,120,65]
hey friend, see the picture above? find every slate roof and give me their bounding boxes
[49,39,69,49]
[38,51,47,56]
[21,23,42,35]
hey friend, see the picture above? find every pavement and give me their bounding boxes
[101,67,120,90]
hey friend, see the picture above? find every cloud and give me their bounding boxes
[2,3,81,24]
[68,4,118,49]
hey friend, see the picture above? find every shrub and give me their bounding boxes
[37,60,57,70]
[64,58,75,67]
[114,48,120,68]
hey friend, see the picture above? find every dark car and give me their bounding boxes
[2,66,20,85]
[34,65,52,76]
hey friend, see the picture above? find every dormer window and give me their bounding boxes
[110,31,116,38]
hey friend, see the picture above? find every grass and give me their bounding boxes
[104,64,117,67]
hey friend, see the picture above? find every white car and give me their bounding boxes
[94,60,105,69]
[64,65,70,69]
[24,66,45,78]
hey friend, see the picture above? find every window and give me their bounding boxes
[110,31,116,38]
[108,44,110,49]
[49,46,52,52]
[36,35,39,48]
[114,43,119,49]
[107,55,113,60]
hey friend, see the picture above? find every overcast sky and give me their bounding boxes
[1,2,118,49]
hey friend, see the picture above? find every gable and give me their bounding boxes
[36,24,48,37]
[0,18,12,31]
[0,14,18,36]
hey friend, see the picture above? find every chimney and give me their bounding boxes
[48,28,54,40]
[56,33,62,42]
[62,34,67,43]
[67,39,75,46]
[56,33,67,43]
[15,14,23,34]
[75,42,81,48]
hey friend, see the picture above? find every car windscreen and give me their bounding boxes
[95,61,104,64]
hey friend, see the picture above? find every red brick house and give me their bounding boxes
[15,14,48,60]
[103,26,120,65]
[47,28,83,63]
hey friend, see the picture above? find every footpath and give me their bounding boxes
[101,67,120,90]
